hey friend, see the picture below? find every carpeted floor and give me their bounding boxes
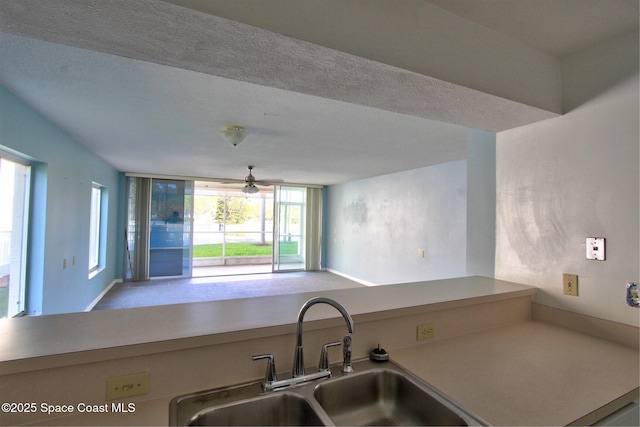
[92,271,366,310]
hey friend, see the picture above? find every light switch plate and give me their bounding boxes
[586,237,605,260]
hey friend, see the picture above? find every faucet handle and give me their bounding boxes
[318,341,342,372]
[252,354,277,386]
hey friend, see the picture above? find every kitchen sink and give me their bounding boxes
[314,368,468,426]
[188,392,323,426]
[170,359,488,426]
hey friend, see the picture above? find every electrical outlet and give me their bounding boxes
[563,274,579,296]
[106,372,150,400]
[417,324,435,340]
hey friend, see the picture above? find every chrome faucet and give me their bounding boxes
[253,297,355,391]
[292,297,354,377]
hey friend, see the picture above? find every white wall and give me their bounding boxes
[326,160,468,285]
[495,32,639,326]
[325,129,496,285]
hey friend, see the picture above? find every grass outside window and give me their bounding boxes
[193,241,299,257]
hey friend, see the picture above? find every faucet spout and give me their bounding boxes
[292,297,354,377]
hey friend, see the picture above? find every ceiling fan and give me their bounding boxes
[242,166,282,194]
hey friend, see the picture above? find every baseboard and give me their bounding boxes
[85,279,121,312]
[532,303,639,349]
[323,268,377,287]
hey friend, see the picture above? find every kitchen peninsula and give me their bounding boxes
[0,276,637,426]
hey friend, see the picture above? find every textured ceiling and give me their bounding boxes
[0,0,637,186]
[0,32,469,185]
[427,0,639,58]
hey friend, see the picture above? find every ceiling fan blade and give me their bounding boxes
[254,179,283,185]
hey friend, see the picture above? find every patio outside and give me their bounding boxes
[191,188,304,276]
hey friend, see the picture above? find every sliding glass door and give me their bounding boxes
[192,184,274,276]
[149,179,192,277]
[126,176,321,278]
[125,177,192,280]
[273,186,306,272]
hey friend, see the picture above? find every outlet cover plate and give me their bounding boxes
[106,372,150,400]
[417,324,435,340]
[563,273,579,296]
[586,237,605,260]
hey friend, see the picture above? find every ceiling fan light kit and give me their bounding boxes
[221,125,248,147]
[243,183,259,194]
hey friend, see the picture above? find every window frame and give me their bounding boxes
[0,152,32,317]
[88,182,105,276]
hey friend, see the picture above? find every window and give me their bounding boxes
[89,183,103,274]
[0,155,31,318]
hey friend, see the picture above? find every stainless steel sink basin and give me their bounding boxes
[313,369,468,426]
[188,392,324,426]
[170,359,487,426]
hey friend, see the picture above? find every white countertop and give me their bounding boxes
[0,276,535,374]
[392,321,639,426]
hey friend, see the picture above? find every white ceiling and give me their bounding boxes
[0,0,637,186]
